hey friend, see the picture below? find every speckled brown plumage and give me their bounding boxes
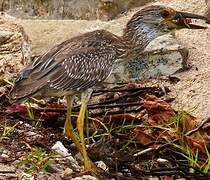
[11,30,126,101]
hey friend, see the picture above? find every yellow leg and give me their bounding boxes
[77,101,91,170]
[64,96,82,152]
[65,92,98,174]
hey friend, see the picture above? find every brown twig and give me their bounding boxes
[94,86,168,93]
[90,105,144,117]
[86,101,143,109]
[0,170,15,174]
[87,86,168,108]
[31,101,144,113]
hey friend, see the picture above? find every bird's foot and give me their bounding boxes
[79,161,102,176]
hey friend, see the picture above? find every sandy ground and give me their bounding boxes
[17,0,210,119]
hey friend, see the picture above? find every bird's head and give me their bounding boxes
[123,5,207,48]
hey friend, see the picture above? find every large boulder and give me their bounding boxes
[107,34,189,83]
[0,13,31,80]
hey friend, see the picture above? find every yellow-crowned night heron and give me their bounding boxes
[11,6,207,172]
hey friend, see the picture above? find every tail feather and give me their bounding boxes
[10,79,47,102]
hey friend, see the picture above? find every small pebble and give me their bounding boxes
[20,173,34,180]
[63,168,73,177]
[157,158,168,163]
[52,141,80,170]
[52,141,69,156]
[72,175,98,180]
[1,153,9,159]
[95,161,108,171]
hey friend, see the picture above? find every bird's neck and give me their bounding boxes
[122,21,160,56]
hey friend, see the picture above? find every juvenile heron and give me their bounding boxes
[11,6,207,172]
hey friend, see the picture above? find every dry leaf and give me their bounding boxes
[185,136,207,153]
[6,103,27,116]
[40,112,60,121]
[143,94,175,125]
[134,127,155,145]
[178,113,197,133]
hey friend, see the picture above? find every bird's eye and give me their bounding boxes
[161,10,170,18]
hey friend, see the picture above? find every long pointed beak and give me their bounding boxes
[172,11,207,29]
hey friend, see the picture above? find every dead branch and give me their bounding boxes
[90,105,144,117]
[91,87,167,106]
[94,86,169,93]
[0,170,15,174]
[28,101,144,113]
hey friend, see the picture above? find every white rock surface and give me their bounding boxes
[20,173,35,180]
[52,141,80,170]
[107,34,188,83]
[52,141,70,156]
[95,161,109,171]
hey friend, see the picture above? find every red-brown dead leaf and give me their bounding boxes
[7,103,60,122]
[134,126,177,145]
[6,103,27,116]
[156,130,177,142]
[185,127,210,153]
[46,102,66,109]
[134,127,155,145]
[133,95,177,145]
[185,136,207,153]
[143,94,175,125]
[161,176,173,180]
[178,112,197,133]
[40,112,60,121]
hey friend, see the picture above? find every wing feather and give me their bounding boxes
[11,30,120,101]
[49,46,115,92]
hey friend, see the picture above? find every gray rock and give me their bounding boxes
[63,168,73,177]
[107,34,189,83]
[0,13,31,80]
[0,0,153,20]
[52,141,81,170]
[95,161,109,171]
